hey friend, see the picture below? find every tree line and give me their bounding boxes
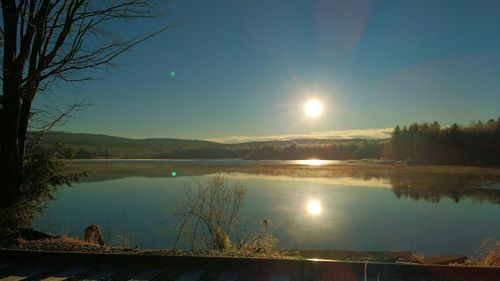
[65,118,500,167]
[64,140,384,160]
[246,141,383,160]
[72,146,251,159]
[384,118,500,166]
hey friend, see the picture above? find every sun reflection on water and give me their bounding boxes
[294,159,339,166]
[306,199,322,216]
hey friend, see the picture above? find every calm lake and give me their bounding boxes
[34,160,500,256]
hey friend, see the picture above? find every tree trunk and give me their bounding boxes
[0,83,22,209]
[18,95,33,164]
[0,0,22,209]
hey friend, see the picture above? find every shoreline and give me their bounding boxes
[2,228,497,267]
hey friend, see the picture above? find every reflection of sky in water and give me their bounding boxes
[220,172,391,188]
[35,171,500,256]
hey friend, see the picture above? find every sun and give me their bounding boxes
[306,199,321,215]
[304,99,323,118]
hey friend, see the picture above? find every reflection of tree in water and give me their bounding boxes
[388,174,500,205]
[74,161,500,205]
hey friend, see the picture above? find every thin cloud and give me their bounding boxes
[206,128,393,143]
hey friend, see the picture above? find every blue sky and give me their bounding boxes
[42,0,500,141]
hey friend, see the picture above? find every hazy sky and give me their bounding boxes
[41,0,500,141]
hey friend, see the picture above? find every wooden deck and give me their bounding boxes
[0,249,498,280]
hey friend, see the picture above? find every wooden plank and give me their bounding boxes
[0,277,24,281]
[233,269,263,281]
[83,268,118,281]
[129,269,163,281]
[216,271,239,281]
[270,273,289,281]
[176,270,204,281]
[1,249,500,281]
[0,265,51,281]
[0,262,14,271]
[41,265,90,281]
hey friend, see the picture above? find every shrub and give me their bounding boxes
[171,175,245,250]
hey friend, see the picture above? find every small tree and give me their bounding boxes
[172,175,246,250]
[0,144,86,226]
[0,1,169,213]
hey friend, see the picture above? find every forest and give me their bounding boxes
[32,118,500,167]
[384,118,500,166]
[243,118,500,166]
[245,140,383,160]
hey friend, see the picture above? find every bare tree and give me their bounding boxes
[28,100,90,147]
[171,175,282,253]
[173,175,246,250]
[0,0,169,209]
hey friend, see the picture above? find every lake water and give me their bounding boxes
[34,160,500,256]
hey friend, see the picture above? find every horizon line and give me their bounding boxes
[35,128,393,144]
[205,128,393,144]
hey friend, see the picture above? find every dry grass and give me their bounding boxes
[476,238,500,267]
[16,236,97,247]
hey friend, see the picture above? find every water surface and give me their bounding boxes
[34,160,500,256]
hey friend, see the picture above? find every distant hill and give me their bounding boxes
[29,131,386,159]
[34,132,218,148]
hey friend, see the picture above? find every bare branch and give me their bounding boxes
[40,25,170,81]
[3,0,170,95]
[28,100,90,148]
[9,0,172,92]
[171,176,247,250]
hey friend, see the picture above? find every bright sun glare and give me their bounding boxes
[306,200,321,215]
[304,99,323,118]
